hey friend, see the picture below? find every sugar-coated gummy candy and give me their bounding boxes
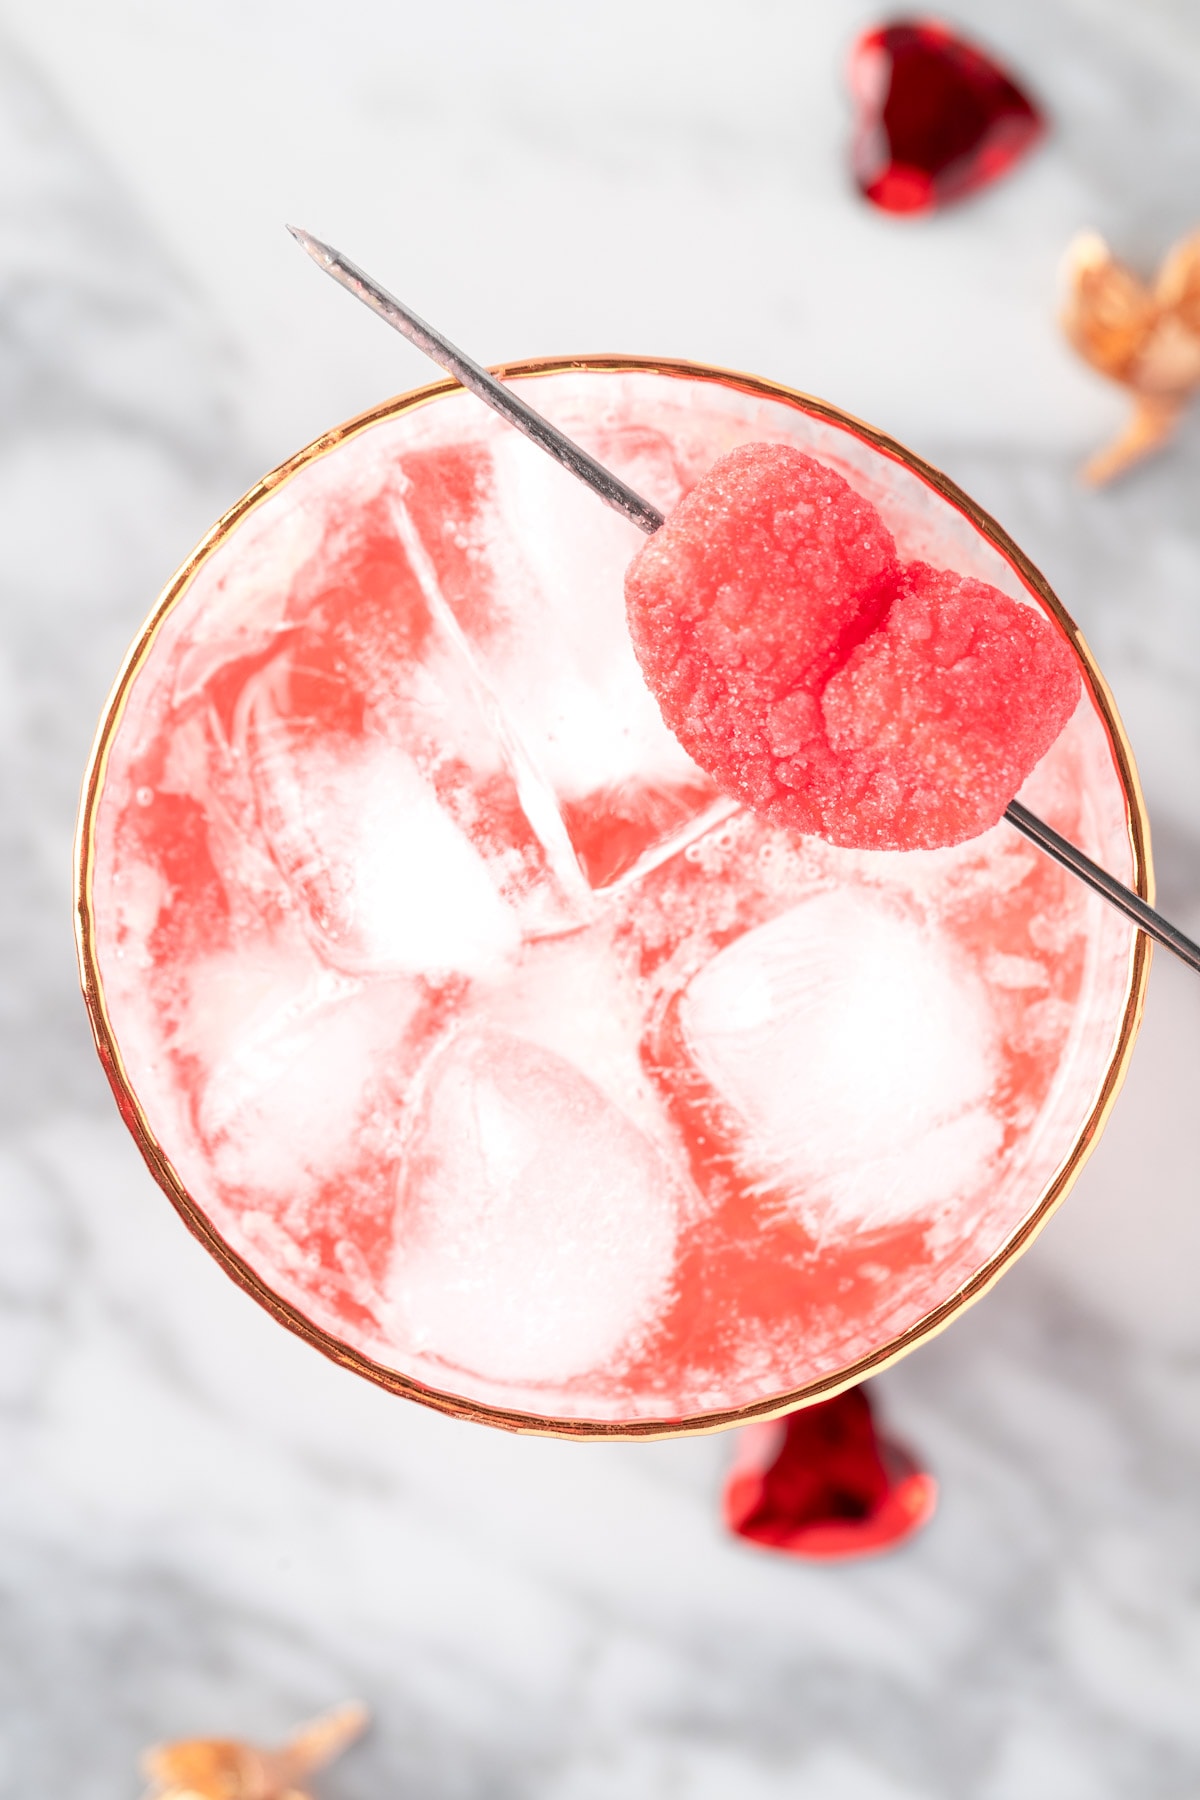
[624,442,1081,850]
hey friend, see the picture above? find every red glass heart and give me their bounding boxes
[849,19,1044,214]
[722,1386,937,1560]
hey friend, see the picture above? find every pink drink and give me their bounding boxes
[77,361,1148,1432]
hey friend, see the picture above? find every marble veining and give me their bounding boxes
[0,1,1199,1794]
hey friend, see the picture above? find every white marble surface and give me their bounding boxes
[1,2,1199,1794]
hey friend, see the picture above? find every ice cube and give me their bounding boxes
[389,1029,680,1384]
[679,888,1002,1232]
[248,714,521,980]
[401,427,723,885]
[195,958,421,1203]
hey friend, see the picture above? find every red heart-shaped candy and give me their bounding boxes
[723,1386,937,1560]
[849,18,1044,214]
[624,443,1079,853]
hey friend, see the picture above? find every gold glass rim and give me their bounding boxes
[74,353,1153,1441]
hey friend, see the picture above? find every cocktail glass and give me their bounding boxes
[76,358,1150,1437]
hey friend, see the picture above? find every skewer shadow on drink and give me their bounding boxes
[73,236,1168,1509]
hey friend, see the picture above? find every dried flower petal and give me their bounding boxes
[141,1704,367,1800]
[1061,229,1200,482]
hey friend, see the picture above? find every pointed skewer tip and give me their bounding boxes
[286,224,330,264]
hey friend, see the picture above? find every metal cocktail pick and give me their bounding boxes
[288,226,1200,978]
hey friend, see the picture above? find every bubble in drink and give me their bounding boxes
[79,367,1145,1429]
[624,442,1081,849]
